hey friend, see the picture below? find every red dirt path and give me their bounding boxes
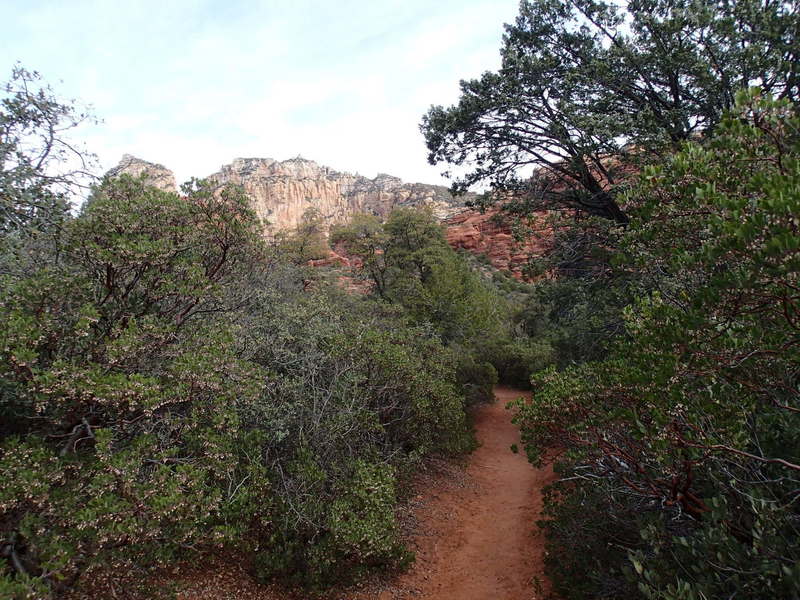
[368,386,555,600]
[175,386,554,600]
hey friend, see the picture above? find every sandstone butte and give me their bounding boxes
[107,154,551,279]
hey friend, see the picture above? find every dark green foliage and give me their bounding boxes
[233,285,472,587]
[333,208,536,390]
[538,472,643,599]
[333,207,508,344]
[0,174,268,596]
[419,0,800,594]
[521,269,635,367]
[253,458,412,589]
[420,6,800,593]
[479,338,555,389]
[334,207,560,393]
[515,94,800,599]
[421,0,799,223]
[455,353,498,405]
[0,167,473,595]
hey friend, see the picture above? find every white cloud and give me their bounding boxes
[4,0,520,189]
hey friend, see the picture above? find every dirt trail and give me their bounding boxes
[175,386,554,600]
[372,385,554,600]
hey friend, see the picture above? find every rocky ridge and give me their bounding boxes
[109,154,544,278]
[209,157,466,232]
[106,154,178,193]
[109,155,466,231]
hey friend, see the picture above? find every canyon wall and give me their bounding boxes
[208,157,465,232]
[109,154,545,278]
[446,207,550,279]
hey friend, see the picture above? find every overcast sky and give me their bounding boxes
[2,0,520,187]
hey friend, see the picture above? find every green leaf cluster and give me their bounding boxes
[516,93,800,598]
[333,207,556,393]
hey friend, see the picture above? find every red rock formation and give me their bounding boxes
[306,248,371,294]
[307,248,351,269]
[314,208,553,282]
[108,154,556,281]
[209,157,468,233]
[444,207,552,280]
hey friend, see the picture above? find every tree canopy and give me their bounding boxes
[332,207,508,345]
[1,65,96,235]
[516,91,800,600]
[421,0,800,223]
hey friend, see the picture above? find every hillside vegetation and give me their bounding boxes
[0,68,551,598]
[516,95,800,599]
[424,0,800,597]
[3,0,800,596]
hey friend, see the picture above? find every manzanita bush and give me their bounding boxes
[0,167,474,597]
[515,92,800,599]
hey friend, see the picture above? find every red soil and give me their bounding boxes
[366,386,555,600]
[173,386,554,600]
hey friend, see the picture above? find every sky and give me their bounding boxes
[2,0,521,187]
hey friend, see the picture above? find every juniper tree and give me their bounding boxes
[421,0,800,223]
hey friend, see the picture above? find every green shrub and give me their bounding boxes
[515,93,800,599]
[254,459,411,588]
[455,353,499,404]
[477,338,555,389]
[0,175,474,596]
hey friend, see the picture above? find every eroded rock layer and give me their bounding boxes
[208,157,465,232]
[108,154,548,277]
[446,208,551,279]
[106,155,178,193]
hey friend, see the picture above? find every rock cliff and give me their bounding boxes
[208,157,465,232]
[109,154,465,232]
[106,154,177,193]
[445,207,551,279]
[107,154,547,277]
